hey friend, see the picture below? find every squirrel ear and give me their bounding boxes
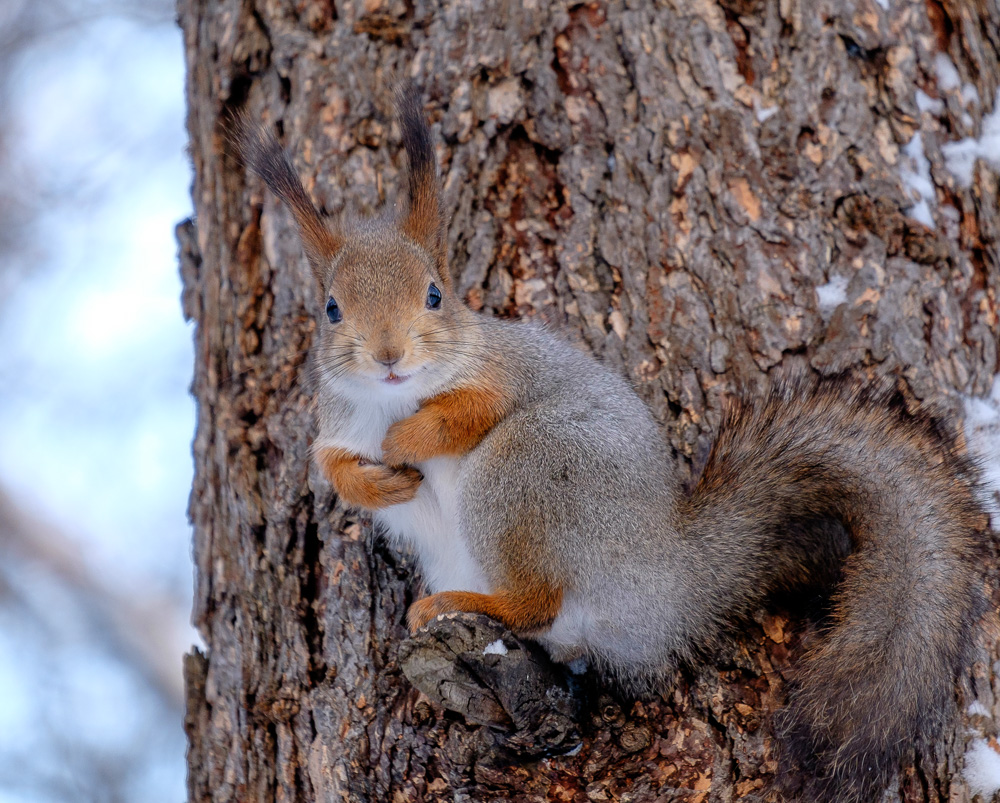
[395,86,450,289]
[233,116,343,289]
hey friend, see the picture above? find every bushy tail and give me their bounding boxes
[682,377,987,802]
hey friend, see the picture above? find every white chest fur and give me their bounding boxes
[317,381,489,595]
[375,456,489,594]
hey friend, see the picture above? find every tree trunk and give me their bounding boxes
[178,1,1000,800]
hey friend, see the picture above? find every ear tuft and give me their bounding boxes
[230,112,343,288]
[394,84,449,285]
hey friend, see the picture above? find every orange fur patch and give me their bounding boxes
[316,446,422,510]
[292,201,343,268]
[407,583,563,635]
[381,382,509,466]
[401,178,441,262]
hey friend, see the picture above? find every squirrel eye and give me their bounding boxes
[426,282,442,310]
[325,297,341,324]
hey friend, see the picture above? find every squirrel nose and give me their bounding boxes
[375,351,402,368]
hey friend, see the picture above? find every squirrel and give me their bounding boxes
[237,89,989,802]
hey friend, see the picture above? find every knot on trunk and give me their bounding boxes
[398,612,582,758]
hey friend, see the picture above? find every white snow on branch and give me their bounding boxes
[965,739,1000,798]
[483,639,508,656]
[941,89,1000,188]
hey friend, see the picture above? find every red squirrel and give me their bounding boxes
[238,89,989,802]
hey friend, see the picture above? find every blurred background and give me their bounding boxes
[0,1,193,800]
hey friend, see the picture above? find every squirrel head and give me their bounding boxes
[239,87,477,395]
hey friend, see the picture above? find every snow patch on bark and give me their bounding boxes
[962,83,980,107]
[963,374,1000,530]
[915,89,944,115]
[755,103,778,123]
[815,275,849,318]
[967,700,993,719]
[935,53,961,91]
[899,132,936,226]
[965,739,1000,798]
[941,89,1000,188]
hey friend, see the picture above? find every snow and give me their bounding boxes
[965,739,1000,798]
[909,199,935,227]
[755,103,779,123]
[934,53,961,91]
[968,700,993,718]
[943,141,979,186]
[963,375,1000,529]
[816,275,849,318]
[899,132,936,225]
[483,639,508,656]
[962,83,980,107]
[915,89,944,115]
[941,89,1000,188]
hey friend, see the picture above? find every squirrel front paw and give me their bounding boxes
[337,462,423,510]
[382,413,441,467]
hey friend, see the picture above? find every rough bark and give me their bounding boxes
[178,0,1000,801]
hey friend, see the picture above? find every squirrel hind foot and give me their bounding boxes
[407,586,564,636]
